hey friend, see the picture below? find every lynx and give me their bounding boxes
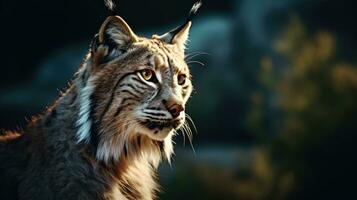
[0,1,202,199]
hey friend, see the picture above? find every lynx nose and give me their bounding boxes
[163,99,184,119]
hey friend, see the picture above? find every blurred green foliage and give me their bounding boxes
[247,16,357,199]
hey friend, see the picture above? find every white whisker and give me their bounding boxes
[185,114,198,134]
[184,121,196,155]
[187,60,205,66]
[185,51,210,61]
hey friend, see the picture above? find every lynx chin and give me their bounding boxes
[0,1,202,199]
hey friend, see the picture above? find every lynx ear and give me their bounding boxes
[155,0,202,53]
[91,16,138,64]
[98,16,138,46]
[171,22,192,52]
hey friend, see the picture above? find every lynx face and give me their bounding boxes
[76,16,194,162]
[93,37,193,142]
[133,48,192,141]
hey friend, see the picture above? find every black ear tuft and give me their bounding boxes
[169,0,203,40]
[104,0,117,15]
[155,0,203,44]
[187,0,203,22]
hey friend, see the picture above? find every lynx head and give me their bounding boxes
[75,1,202,164]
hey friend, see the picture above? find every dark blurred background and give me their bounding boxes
[1,0,357,199]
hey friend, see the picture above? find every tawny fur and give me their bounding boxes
[0,12,196,200]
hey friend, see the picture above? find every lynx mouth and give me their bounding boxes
[140,119,182,131]
[136,117,185,141]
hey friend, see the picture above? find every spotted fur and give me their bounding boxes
[0,1,202,199]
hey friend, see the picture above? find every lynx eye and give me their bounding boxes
[177,74,187,85]
[140,69,155,82]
